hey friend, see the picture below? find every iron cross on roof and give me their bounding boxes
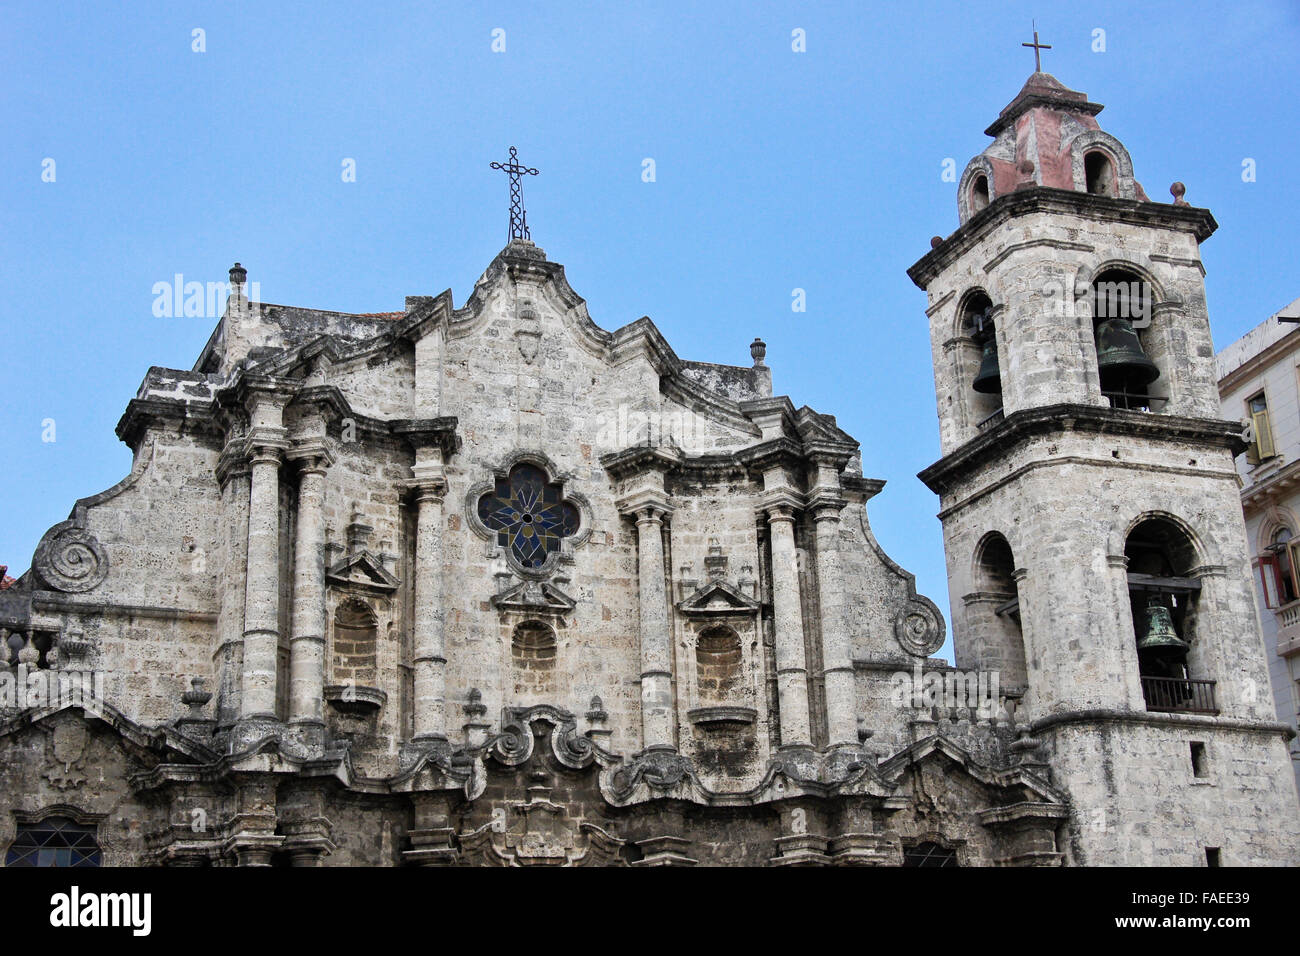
[1022,22,1052,72]
[490,146,539,241]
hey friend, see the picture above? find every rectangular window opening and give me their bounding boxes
[1205,847,1221,867]
[1190,741,1208,778]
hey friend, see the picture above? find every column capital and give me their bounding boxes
[403,478,448,503]
[244,436,289,464]
[757,488,804,522]
[634,506,669,527]
[762,499,802,523]
[287,440,335,473]
[808,493,848,520]
[615,490,674,521]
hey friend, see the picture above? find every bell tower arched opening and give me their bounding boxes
[1092,268,1160,411]
[1124,517,1216,714]
[960,291,1002,429]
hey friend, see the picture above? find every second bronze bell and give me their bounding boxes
[1096,317,1160,390]
[973,337,1001,393]
[1136,598,1190,659]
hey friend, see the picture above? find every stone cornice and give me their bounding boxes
[1029,708,1295,741]
[907,187,1218,290]
[918,403,1248,496]
[390,417,461,458]
[803,437,859,469]
[599,444,683,481]
[735,436,805,476]
[1241,456,1300,514]
[842,474,886,503]
[115,396,221,451]
[984,93,1103,137]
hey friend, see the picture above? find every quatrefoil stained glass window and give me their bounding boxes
[477,464,579,569]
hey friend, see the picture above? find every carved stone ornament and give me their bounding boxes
[894,596,946,657]
[34,521,109,593]
[45,717,90,791]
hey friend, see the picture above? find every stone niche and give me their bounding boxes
[676,541,763,779]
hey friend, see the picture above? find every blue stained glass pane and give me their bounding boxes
[5,816,101,867]
[477,464,580,568]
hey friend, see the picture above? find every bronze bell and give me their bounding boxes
[1096,317,1160,389]
[972,337,1002,394]
[1136,599,1190,659]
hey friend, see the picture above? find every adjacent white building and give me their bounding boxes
[1217,294,1300,799]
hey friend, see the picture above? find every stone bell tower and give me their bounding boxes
[908,68,1300,865]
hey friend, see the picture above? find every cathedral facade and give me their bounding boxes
[1,71,1297,866]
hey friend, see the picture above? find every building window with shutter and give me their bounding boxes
[1266,527,1300,606]
[1246,392,1276,464]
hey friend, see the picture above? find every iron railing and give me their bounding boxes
[1103,391,1170,413]
[976,407,1005,432]
[1140,675,1218,715]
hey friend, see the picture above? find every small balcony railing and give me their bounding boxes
[1102,391,1169,413]
[976,408,1004,432]
[1140,675,1218,715]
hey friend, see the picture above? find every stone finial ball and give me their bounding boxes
[1170,181,1186,199]
[1018,159,1035,175]
[931,236,943,249]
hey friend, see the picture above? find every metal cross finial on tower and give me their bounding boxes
[490,146,539,241]
[1022,22,1052,72]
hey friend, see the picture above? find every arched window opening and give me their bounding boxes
[973,533,1027,695]
[5,816,101,867]
[696,626,743,702]
[332,599,378,688]
[1263,527,1300,607]
[902,841,958,867]
[971,174,990,213]
[512,620,557,697]
[1092,268,1159,411]
[961,291,1002,430]
[1125,518,1215,714]
[1084,151,1115,196]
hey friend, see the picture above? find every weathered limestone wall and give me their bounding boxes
[1046,720,1300,865]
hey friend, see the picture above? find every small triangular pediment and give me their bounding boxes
[327,551,399,593]
[491,580,577,615]
[677,581,760,617]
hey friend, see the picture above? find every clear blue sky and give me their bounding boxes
[3,1,1298,660]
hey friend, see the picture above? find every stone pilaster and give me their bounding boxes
[214,448,250,731]
[239,440,287,736]
[765,504,812,748]
[634,506,675,751]
[812,498,855,747]
[287,444,333,748]
[393,418,459,755]
[603,444,683,755]
[411,480,448,747]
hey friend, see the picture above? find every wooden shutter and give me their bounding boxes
[1253,407,1276,459]
[1260,554,1279,608]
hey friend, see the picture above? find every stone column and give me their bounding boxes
[215,458,250,730]
[766,504,811,748]
[411,481,448,747]
[813,501,855,748]
[287,447,331,742]
[635,507,675,751]
[240,444,284,726]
